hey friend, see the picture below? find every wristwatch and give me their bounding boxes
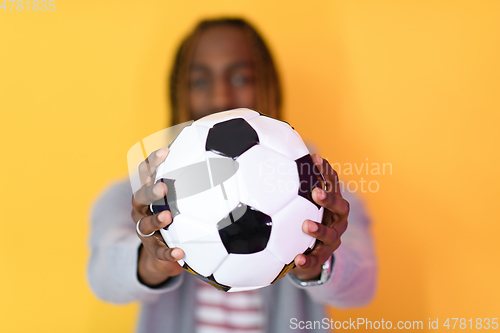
[289,254,334,287]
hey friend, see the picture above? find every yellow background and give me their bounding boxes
[1,0,499,332]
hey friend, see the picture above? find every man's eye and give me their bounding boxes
[191,77,210,89]
[231,74,250,87]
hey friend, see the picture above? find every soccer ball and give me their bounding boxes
[151,108,324,292]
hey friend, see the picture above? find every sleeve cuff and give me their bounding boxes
[287,254,335,288]
[133,242,185,297]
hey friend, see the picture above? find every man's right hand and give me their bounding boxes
[131,147,185,287]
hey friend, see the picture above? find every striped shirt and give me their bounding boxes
[195,279,265,333]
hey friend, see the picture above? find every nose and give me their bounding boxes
[211,78,233,112]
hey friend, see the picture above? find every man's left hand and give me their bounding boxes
[290,154,349,281]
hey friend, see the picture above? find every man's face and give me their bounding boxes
[189,26,256,120]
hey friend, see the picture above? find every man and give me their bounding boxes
[88,18,376,333]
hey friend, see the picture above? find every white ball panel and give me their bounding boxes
[159,224,179,249]
[167,213,216,244]
[158,125,207,176]
[266,196,320,264]
[204,151,240,211]
[213,249,284,288]
[227,285,266,293]
[161,214,228,276]
[193,108,260,128]
[248,116,309,161]
[176,185,235,227]
[193,123,210,146]
[236,145,299,216]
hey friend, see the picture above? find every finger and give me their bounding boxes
[311,153,323,169]
[142,233,185,262]
[293,252,319,271]
[138,210,184,263]
[293,247,332,273]
[138,147,170,185]
[136,210,173,237]
[133,180,167,206]
[152,240,185,262]
[311,154,341,197]
[303,220,342,247]
[312,187,350,218]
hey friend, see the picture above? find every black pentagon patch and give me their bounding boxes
[295,154,325,209]
[150,178,180,228]
[205,118,259,158]
[271,261,296,284]
[182,262,231,292]
[217,203,272,254]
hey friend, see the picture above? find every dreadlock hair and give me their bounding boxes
[169,18,282,125]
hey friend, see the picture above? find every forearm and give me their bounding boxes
[299,240,376,307]
[88,232,184,304]
[289,192,377,308]
[87,181,183,304]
